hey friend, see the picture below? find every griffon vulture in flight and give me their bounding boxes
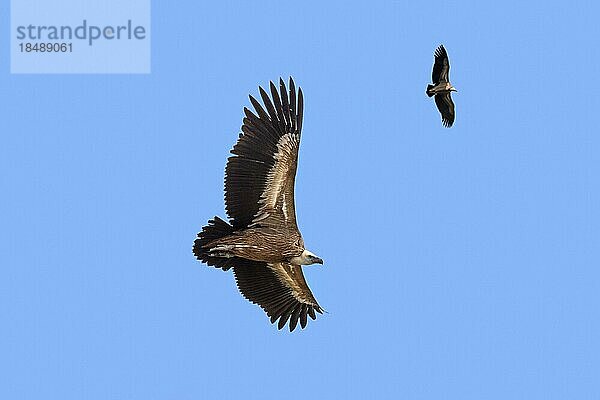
[193,77,324,332]
[426,45,457,127]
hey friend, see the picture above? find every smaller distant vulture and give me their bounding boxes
[426,45,457,127]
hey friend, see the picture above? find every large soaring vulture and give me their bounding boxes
[426,45,457,127]
[193,77,324,332]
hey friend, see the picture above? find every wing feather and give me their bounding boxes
[289,307,301,332]
[299,304,308,328]
[269,82,287,132]
[307,306,316,320]
[259,86,279,124]
[279,78,291,126]
[295,85,304,135]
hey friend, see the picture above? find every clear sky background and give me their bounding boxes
[1,1,599,399]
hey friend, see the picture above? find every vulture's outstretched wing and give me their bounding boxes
[225,78,303,230]
[432,45,450,84]
[434,93,455,128]
[233,261,323,331]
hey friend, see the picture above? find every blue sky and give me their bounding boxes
[1,1,599,399]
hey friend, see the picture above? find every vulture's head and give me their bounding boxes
[292,249,324,266]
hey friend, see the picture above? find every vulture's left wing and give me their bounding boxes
[435,93,455,127]
[233,261,323,331]
[225,78,303,231]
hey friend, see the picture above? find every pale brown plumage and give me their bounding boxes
[193,78,324,331]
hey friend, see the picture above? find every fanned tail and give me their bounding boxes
[193,216,237,271]
[426,84,435,97]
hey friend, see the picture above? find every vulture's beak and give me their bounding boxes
[314,257,324,265]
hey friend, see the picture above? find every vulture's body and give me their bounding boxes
[426,45,457,127]
[193,78,324,332]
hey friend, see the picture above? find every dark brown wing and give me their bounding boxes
[432,45,450,84]
[224,78,303,230]
[434,93,455,127]
[233,261,323,331]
